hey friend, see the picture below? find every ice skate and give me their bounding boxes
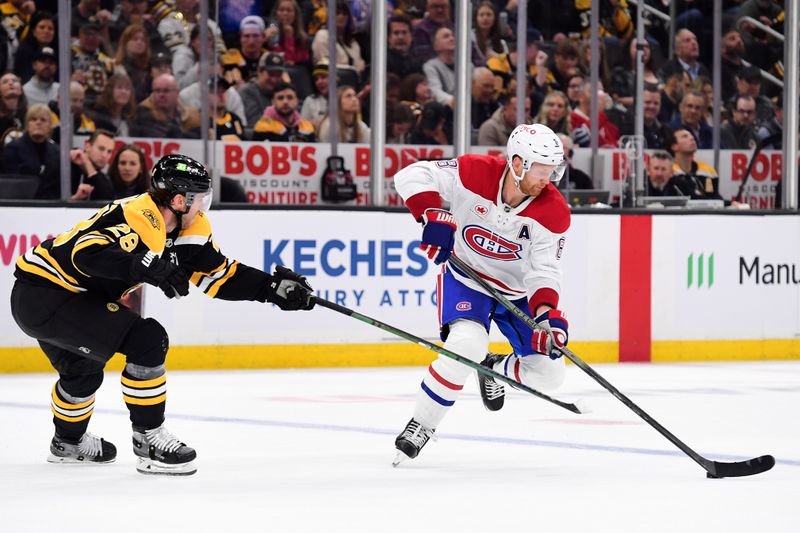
[132,425,197,476]
[393,418,435,466]
[477,353,507,411]
[48,432,117,464]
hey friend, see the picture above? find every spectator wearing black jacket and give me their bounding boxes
[387,15,424,79]
[2,103,60,199]
[69,129,115,201]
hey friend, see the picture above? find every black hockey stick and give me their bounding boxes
[448,255,775,478]
[312,296,586,414]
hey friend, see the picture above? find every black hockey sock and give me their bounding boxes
[51,381,95,441]
[121,365,166,430]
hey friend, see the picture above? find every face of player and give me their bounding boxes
[518,161,558,197]
[85,134,115,169]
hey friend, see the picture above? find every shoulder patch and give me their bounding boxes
[519,184,571,234]
[123,195,166,254]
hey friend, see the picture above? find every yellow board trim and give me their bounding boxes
[120,374,167,389]
[51,387,95,410]
[123,393,166,406]
[1,340,797,374]
[51,407,94,422]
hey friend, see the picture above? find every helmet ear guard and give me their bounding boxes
[506,123,566,184]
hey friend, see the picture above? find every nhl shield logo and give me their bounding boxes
[473,204,489,218]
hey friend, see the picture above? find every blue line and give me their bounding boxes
[1,401,796,467]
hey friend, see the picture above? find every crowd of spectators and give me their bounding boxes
[0,0,789,201]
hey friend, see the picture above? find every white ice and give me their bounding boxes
[0,361,797,533]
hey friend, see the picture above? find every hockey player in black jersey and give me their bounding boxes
[9,154,315,475]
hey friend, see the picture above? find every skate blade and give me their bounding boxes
[392,451,411,467]
[47,453,115,464]
[136,457,197,476]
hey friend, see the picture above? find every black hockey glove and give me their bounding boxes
[265,265,315,311]
[130,251,190,299]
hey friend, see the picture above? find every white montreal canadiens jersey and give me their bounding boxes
[394,154,570,304]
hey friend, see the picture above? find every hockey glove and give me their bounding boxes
[130,251,190,299]
[420,208,456,265]
[531,309,569,360]
[266,265,315,311]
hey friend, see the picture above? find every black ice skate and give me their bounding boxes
[393,418,435,466]
[48,432,117,464]
[132,425,197,476]
[477,353,507,411]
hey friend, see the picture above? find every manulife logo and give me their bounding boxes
[688,253,714,288]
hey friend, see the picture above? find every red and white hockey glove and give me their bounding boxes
[531,309,569,360]
[420,208,456,265]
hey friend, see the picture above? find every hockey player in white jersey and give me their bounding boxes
[392,124,572,465]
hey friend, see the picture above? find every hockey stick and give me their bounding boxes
[312,296,586,414]
[448,255,775,478]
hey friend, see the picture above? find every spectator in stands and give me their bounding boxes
[721,94,759,149]
[150,51,173,81]
[735,0,784,58]
[642,84,670,150]
[729,65,775,128]
[112,24,152,104]
[478,93,531,147]
[0,0,34,64]
[471,1,507,67]
[265,0,311,67]
[547,40,581,94]
[22,46,58,106]
[0,72,26,146]
[557,133,593,190]
[239,52,289,129]
[174,23,208,90]
[757,94,782,150]
[667,127,721,200]
[318,85,370,143]
[387,14,423,79]
[130,73,200,138]
[13,10,56,85]
[71,0,112,43]
[412,0,453,63]
[645,151,680,197]
[534,91,572,136]
[2,103,59,199]
[658,29,709,82]
[208,78,247,141]
[579,38,611,91]
[311,1,366,85]
[659,70,690,125]
[423,26,456,107]
[610,37,660,111]
[720,27,746,102]
[409,100,450,145]
[386,102,415,144]
[221,15,268,87]
[52,81,96,144]
[107,142,149,199]
[109,0,166,58]
[565,73,584,109]
[69,129,115,201]
[300,61,329,130]
[71,22,114,108]
[570,79,619,148]
[691,75,714,123]
[179,67,247,129]
[471,66,498,133]
[89,73,136,137]
[252,81,315,142]
[668,90,713,150]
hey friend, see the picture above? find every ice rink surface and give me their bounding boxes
[0,360,797,533]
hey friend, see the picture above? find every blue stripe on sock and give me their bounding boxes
[420,381,455,406]
[503,355,511,377]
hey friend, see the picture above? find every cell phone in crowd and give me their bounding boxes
[498,11,508,37]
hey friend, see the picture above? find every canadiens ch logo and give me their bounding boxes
[142,209,160,230]
[473,204,489,217]
[455,301,472,311]
[462,225,522,261]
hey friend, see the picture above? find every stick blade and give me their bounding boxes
[706,455,775,478]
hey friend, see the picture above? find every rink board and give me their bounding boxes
[1,207,798,371]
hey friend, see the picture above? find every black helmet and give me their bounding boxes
[150,154,211,207]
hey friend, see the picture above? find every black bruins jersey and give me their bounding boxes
[15,194,271,302]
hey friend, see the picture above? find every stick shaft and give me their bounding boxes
[313,296,581,414]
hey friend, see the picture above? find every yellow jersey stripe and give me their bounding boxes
[70,237,112,276]
[207,261,239,298]
[35,247,80,285]
[191,258,228,286]
[15,258,83,293]
[120,374,167,389]
[123,393,167,406]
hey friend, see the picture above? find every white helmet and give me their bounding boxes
[506,124,566,183]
